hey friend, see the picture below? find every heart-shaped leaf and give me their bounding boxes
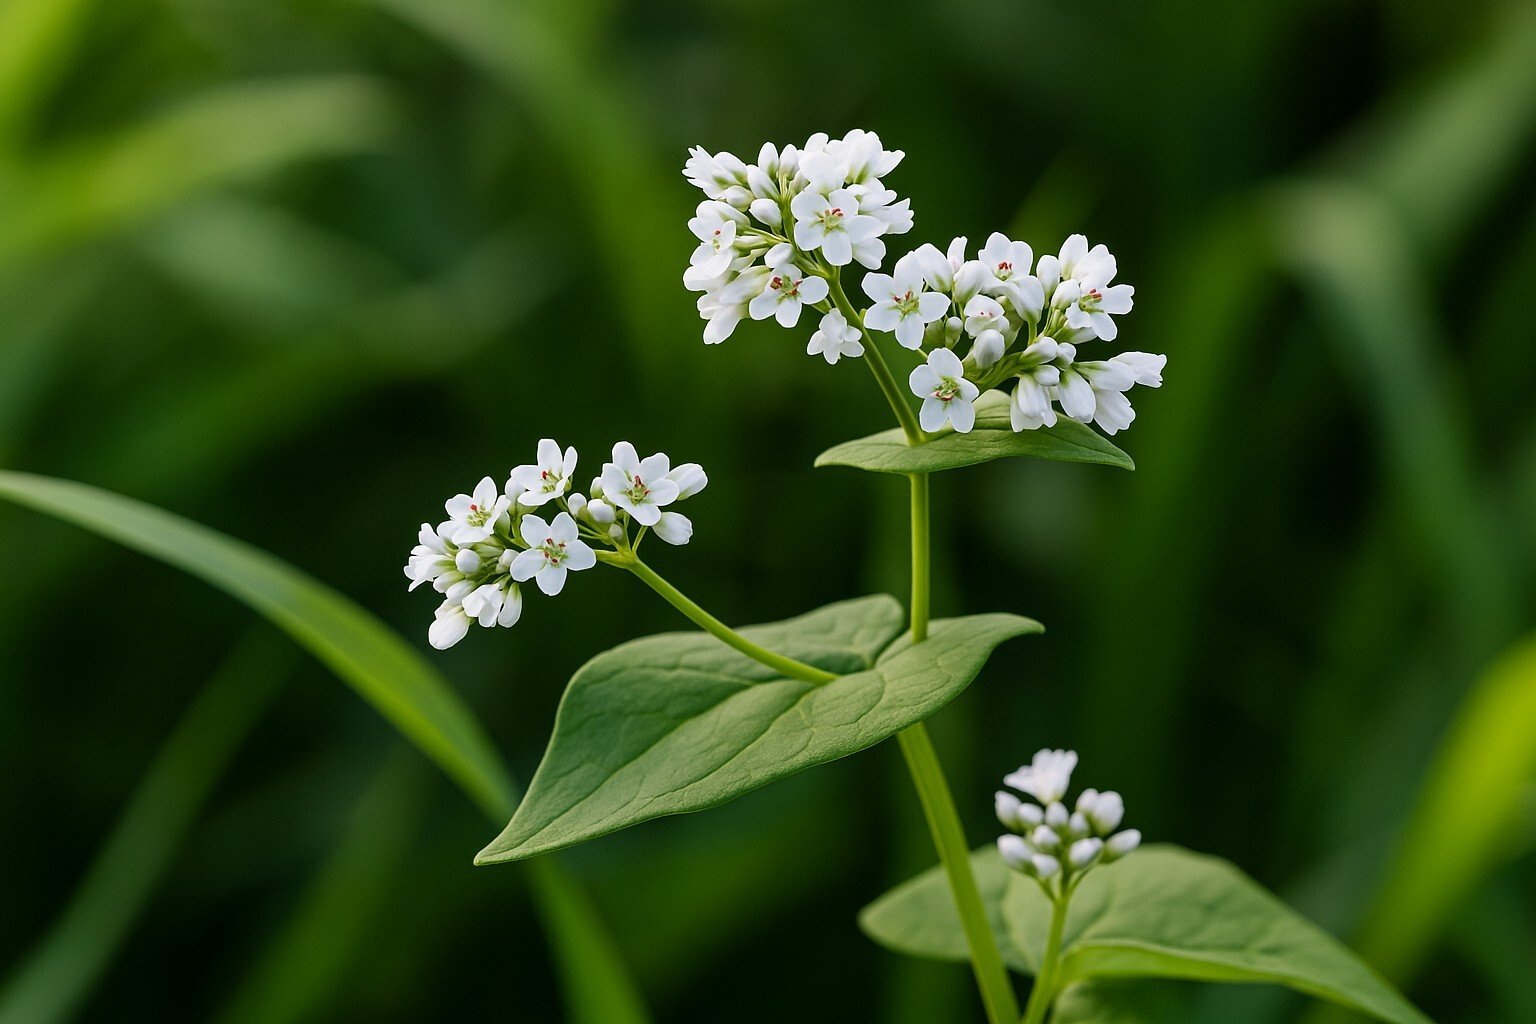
[815,391,1134,475]
[860,844,1431,1024]
[477,599,1040,863]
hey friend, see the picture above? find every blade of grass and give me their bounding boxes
[0,471,651,1024]
[0,634,288,1024]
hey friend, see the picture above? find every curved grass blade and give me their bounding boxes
[0,471,651,1024]
[815,392,1133,475]
[0,636,287,1024]
[1353,635,1536,980]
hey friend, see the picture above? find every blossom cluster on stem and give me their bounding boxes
[995,748,1141,896]
[681,131,1168,438]
[404,439,706,649]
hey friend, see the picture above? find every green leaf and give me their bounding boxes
[1052,979,1193,1024]
[815,391,1134,475]
[477,600,1039,863]
[0,469,515,821]
[860,844,1431,1024]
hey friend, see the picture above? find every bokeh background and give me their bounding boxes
[2,0,1534,1021]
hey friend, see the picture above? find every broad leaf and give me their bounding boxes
[477,600,1039,863]
[860,844,1431,1024]
[1053,979,1194,1023]
[815,391,1133,475]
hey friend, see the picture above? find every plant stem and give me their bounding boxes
[827,275,924,444]
[896,723,1020,1024]
[898,473,1019,1024]
[623,558,837,685]
[1021,893,1069,1024]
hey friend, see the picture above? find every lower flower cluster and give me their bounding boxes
[404,439,706,648]
[995,749,1141,891]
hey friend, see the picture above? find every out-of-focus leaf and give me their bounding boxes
[0,472,652,1023]
[0,637,287,1024]
[860,845,1430,1024]
[0,76,396,271]
[1353,636,1536,980]
[524,859,651,1024]
[211,756,426,1024]
[478,599,1039,863]
[815,392,1133,475]
[0,469,516,821]
[0,0,94,145]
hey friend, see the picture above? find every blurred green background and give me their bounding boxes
[2,0,1534,1021]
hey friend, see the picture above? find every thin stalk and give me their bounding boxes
[827,275,924,444]
[623,558,836,685]
[1021,894,1069,1024]
[908,473,931,642]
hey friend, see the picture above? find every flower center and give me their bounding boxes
[1078,287,1103,312]
[932,375,962,402]
[465,504,492,527]
[995,260,1013,279]
[816,206,845,231]
[624,475,651,504]
[771,274,802,298]
[539,537,568,566]
[893,290,922,317]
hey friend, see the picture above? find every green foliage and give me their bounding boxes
[815,391,1133,475]
[477,598,1040,862]
[860,845,1430,1024]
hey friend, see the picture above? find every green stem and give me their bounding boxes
[897,473,1019,1024]
[827,274,924,444]
[623,558,836,685]
[1021,893,1069,1024]
[897,723,1020,1024]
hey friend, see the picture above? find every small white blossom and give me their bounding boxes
[909,347,980,433]
[972,329,1005,368]
[1004,749,1078,805]
[600,442,680,527]
[510,512,596,596]
[507,439,578,508]
[429,602,472,650]
[749,265,829,328]
[687,201,745,277]
[962,294,1006,338]
[443,477,509,545]
[653,511,694,546]
[790,188,882,266]
[683,146,748,198]
[404,523,455,591]
[807,309,864,364]
[978,232,1044,319]
[666,463,709,500]
[866,253,950,349]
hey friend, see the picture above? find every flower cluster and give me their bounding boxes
[404,439,707,649]
[682,130,913,348]
[901,234,1164,436]
[680,130,1168,438]
[995,749,1140,892]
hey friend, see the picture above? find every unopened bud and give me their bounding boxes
[972,328,1005,368]
[1045,802,1069,829]
[1017,802,1044,829]
[1104,829,1141,861]
[587,499,616,524]
[1088,792,1124,835]
[996,791,1025,832]
[454,549,481,574]
[1067,812,1091,840]
[998,834,1031,871]
[567,493,588,519]
[1069,838,1104,869]
[1031,854,1061,878]
[1029,825,1060,851]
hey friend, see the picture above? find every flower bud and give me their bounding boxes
[454,548,481,574]
[608,523,626,541]
[953,261,987,305]
[667,463,709,500]
[972,328,1005,368]
[998,834,1031,871]
[1031,854,1061,878]
[589,477,605,500]
[1029,825,1060,851]
[1017,802,1044,829]
[1045,802,1068,829]
[1104,829,1141,861]
[749,197,782,228]
[653,511,694,546]
[944,316,964,346]
[1075,788,1099,817]
[996,791,1025,832]
[1069,838,1103,870]
[567,493,588,519]
[1088,792,1124,835]
[587,499,616,524]
[1067,812,1091,840]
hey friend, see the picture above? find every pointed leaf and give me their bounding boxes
[478,601,1039,863]
[815,391,1133,475]
[860,845,1431,1024]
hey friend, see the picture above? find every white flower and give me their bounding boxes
[1004,749,1078,805]
[683,146,747,198]
[848,182,913,235]
[1039,235,1133,341]
[429,601,473,650]
[443,477,509,545]
[404,523,454,591]
[962,294,1006,338]
[806,309,864,364]
[864,253,950,349]
[790,188,882,266]
[695,265,770,345]
[829,128,904,184]
[978,231,1045,319]
[666,463,709,500]
[687,201,745,277]
[1112,351,1166,387]
[599,442,680,526]
[908,347,980,433]
[510,512,596,596]
[971,329,1005,368]
[653,511,693,546]
[749,265,829,328]
[1061,278,1135,341]
[463,579,523,628]
[507,438,578,508]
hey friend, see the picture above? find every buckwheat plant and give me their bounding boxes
[404,131,1430,1024]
